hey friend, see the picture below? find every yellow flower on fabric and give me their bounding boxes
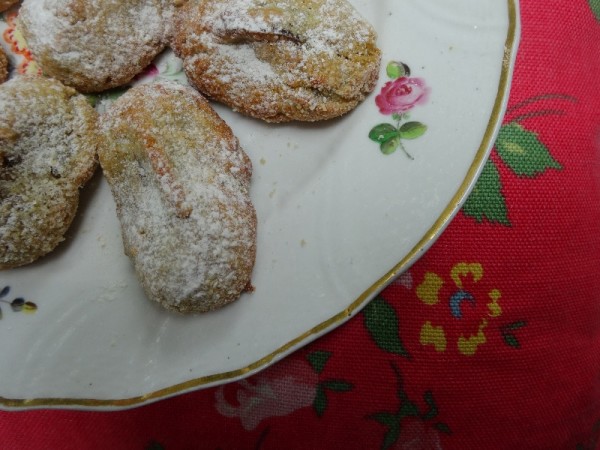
[450,263,483,289]
[458,320,488,356]
[419,322,447,352]
[487,289,502,318]
[416,272,444,305]
[416,263,503,356]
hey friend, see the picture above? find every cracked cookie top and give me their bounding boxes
[172,0,381,122]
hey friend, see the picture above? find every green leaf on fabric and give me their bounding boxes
[578,420,600,450]
[382,423,401,450]
[391,363,416,411]
[589,0,600,20]
[368,412,398,428]
[462,160,510,225]
[502,334,520,348]
[501,321,527,349]
[504,320,527,331]
[313,385,328,417]
[421,391,439,420]
[398,122,427,139]
[369,124,398,143]
[363,296,411,359]
[399,399,420,418]
[496,123,562,177]
[146,441,166,450]
[434,422,452,435]
[306,351,332,374]
[369,364,452,450]
[500,320,527,348]
[323,380,353,392]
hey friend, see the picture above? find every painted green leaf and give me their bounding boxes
[589,0,600,20]
[323,380,353,392]
[398,122,427,139]
[369,124,398,143]
[307,351,332,374]
[10,298,24,312]
[496,123,562,177]
[386,61,409,79]
[23,301,37,313]
[462,160,510,225]
[313,385,328,417]
[381,136,401,155]
[363,296,411,358]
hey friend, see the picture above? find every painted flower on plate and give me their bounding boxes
[369,61,430,157]
[2,11,41,76]
[376,77,430,115]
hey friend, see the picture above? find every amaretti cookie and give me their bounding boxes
[98,81,257,313]
[0,76,99,269]
[17,0,175,93]
[0,0,19,13]
[172,0,381,122]
[0,46,8,83]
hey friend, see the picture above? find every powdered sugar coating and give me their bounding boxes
[172,0,381,122]
[0,76,99,269]
[17,0,176,93]
[98,80,256,313]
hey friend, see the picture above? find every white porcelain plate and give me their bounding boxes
[0,0,519,409]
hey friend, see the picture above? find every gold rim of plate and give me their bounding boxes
[1,0,520,410]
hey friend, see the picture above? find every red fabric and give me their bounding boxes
[1,0,599,449]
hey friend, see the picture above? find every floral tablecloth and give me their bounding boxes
[1,0,599,449]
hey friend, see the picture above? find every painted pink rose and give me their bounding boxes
[376,77,430,115]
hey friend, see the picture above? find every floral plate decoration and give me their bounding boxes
[369,61,430,158]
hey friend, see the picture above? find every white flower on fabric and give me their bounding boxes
[215,358,319,430]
